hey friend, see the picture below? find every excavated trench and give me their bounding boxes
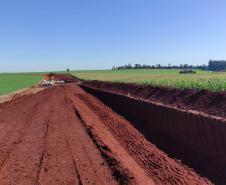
[81,84,226,185]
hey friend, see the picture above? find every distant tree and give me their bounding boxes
[208,60,226,71]
[67,68,70,73]
[183,64,188,69]
[127,63,133,69]
[134,64,141,69]
[156,64,162,69]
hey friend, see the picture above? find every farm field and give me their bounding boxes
[0,73,42,95]
[73,69,226,91]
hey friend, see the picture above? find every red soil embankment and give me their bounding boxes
[0,83,212,184]
[81,82,226,185]
[84,80,226,118]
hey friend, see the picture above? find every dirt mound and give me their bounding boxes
[84,80,226,118]
[45,73,78,83]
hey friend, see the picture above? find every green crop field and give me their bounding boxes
[72,69,226,91]
[0,74,42,95]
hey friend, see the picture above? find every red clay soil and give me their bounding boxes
[84,80,226,118]
[45,73,78,82]
[31,73,78,83]
[0,83,212,185]
[81,83,226,184]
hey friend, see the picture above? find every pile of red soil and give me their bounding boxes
[84,80,226,118]
[44,73,77,83]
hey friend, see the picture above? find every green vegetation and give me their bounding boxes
[0,74,42,95]
[208,60,226,71]
[73,69,226,91]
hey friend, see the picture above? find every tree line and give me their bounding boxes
[112,63,208,70]
[208,60,226,71]
[112,60,226,71]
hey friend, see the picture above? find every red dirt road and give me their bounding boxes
[0,83,212,185]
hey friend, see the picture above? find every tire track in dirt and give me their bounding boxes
[36,116,49,184]
[38,86,117,185]
[72,105,130,185]
[66,140,83,185]
[37,88,81,185]
[62,94,117,185]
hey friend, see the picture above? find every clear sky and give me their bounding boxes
[0,0,226,72]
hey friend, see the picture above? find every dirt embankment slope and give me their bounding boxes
[0,83,212,185]
[0,86,44,104]
[84,80,226,118]
[81,81,226,184]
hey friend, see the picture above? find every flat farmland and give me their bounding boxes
[73,69,226,91]
[0,73,42,95]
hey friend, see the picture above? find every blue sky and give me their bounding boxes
[0,0,226,72]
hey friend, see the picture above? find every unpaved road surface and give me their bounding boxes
[0,83,212,185]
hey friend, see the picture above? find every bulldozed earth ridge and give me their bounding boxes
[83,80,226,118]
[0,81,214,185]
